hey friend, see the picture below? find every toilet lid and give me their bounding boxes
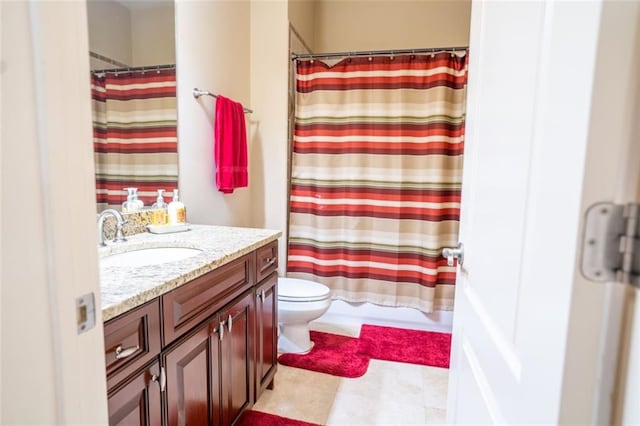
[278,278,331,302]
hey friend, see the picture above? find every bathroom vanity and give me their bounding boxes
[100,225,280,425]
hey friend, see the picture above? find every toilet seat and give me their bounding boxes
[278,278,330,302]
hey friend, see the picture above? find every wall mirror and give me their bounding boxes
[87,0,178,213]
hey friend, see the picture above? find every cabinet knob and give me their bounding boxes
[151,366,166,392]
[219,320,225,341]
[114,344,139,360]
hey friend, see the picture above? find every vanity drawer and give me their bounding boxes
[256,241,278,283]
[104,299,161,391]
[162,254,254,345]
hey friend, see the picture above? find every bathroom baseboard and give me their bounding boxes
[313,300,453,334]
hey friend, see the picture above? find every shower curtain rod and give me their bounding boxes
[291,46,468,61]
[91,63,176,74]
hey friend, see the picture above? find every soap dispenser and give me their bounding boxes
[167,189,186,225]
[122,188,138,212]
[151,189,168,225]
[132,188,144,210]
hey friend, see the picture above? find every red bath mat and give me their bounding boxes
[236,410,321,426]
[359,324,452,368]
[278,325,451,377]
[277,330,370,378]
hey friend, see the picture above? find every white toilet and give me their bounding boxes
[277,277,331,354]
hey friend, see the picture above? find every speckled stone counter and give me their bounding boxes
[100,209,156,240]
[100,224,281,322]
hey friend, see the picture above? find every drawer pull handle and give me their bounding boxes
[151,366,166,392]
[114,345,139,359]
[263,257,276,267]
[227,314,233,333]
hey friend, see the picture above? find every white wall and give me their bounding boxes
[175,0,253,227]
[131,4,176,66]
[87,0,176,68]
[87,0,132,67]
[175,0,290,265]
[2,1,108,423]
[288,0,316,50]
[251,0,290,272]
[314,0,471,52]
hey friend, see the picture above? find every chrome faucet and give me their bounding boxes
[97,209,127,247]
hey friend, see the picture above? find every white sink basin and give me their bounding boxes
[100,247,203,268]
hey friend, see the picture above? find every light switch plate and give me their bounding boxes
[76,293,96,334]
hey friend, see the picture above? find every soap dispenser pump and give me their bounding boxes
[151,189,168,225]
[167,189,186,225]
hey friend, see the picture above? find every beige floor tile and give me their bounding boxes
[326,391,426,425]
[253,364,341,424]
[256,318,450,425]
[336,360,424,406]
[276,363,342,392]
[422,366,449,409]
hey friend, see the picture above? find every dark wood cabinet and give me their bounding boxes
[219,291,254,426]
[255,272,278,400]
[164,317,220,426]
[105,241,279,426]
[162,254,253,346]
[255,241,278,283]
[163,290,255,426]
[107,361,163,426]
[104,300,161,392]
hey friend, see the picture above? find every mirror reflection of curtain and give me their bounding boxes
[287,52,468,313]
[91,68,178,211]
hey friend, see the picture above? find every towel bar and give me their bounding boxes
[193,88,253,114]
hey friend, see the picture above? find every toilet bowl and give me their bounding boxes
[278,277,331,354]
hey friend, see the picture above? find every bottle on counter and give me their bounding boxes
[167,189,186,225]
[122,187,139,212]
[151,189,168,225]
[132,188,144,210]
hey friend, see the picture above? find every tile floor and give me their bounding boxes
[253,318,450,425]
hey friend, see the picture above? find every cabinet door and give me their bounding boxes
[255,272,278,400]
[107,361,162,426]
[219,291,254,426]
[164,318,221,426]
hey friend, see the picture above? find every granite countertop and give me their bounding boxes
[99,224,281,321]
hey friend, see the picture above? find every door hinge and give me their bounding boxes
[581,202,640,288]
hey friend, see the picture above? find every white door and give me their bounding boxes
[618,297,640,424]
[447,1,640,424]
[2,1,109,423]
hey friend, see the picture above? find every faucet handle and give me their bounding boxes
[114,220,128,243]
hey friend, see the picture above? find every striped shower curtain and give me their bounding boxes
[287,52,468,313]
[91,69,178,210]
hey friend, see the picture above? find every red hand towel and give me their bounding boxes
[214,95,248,194]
